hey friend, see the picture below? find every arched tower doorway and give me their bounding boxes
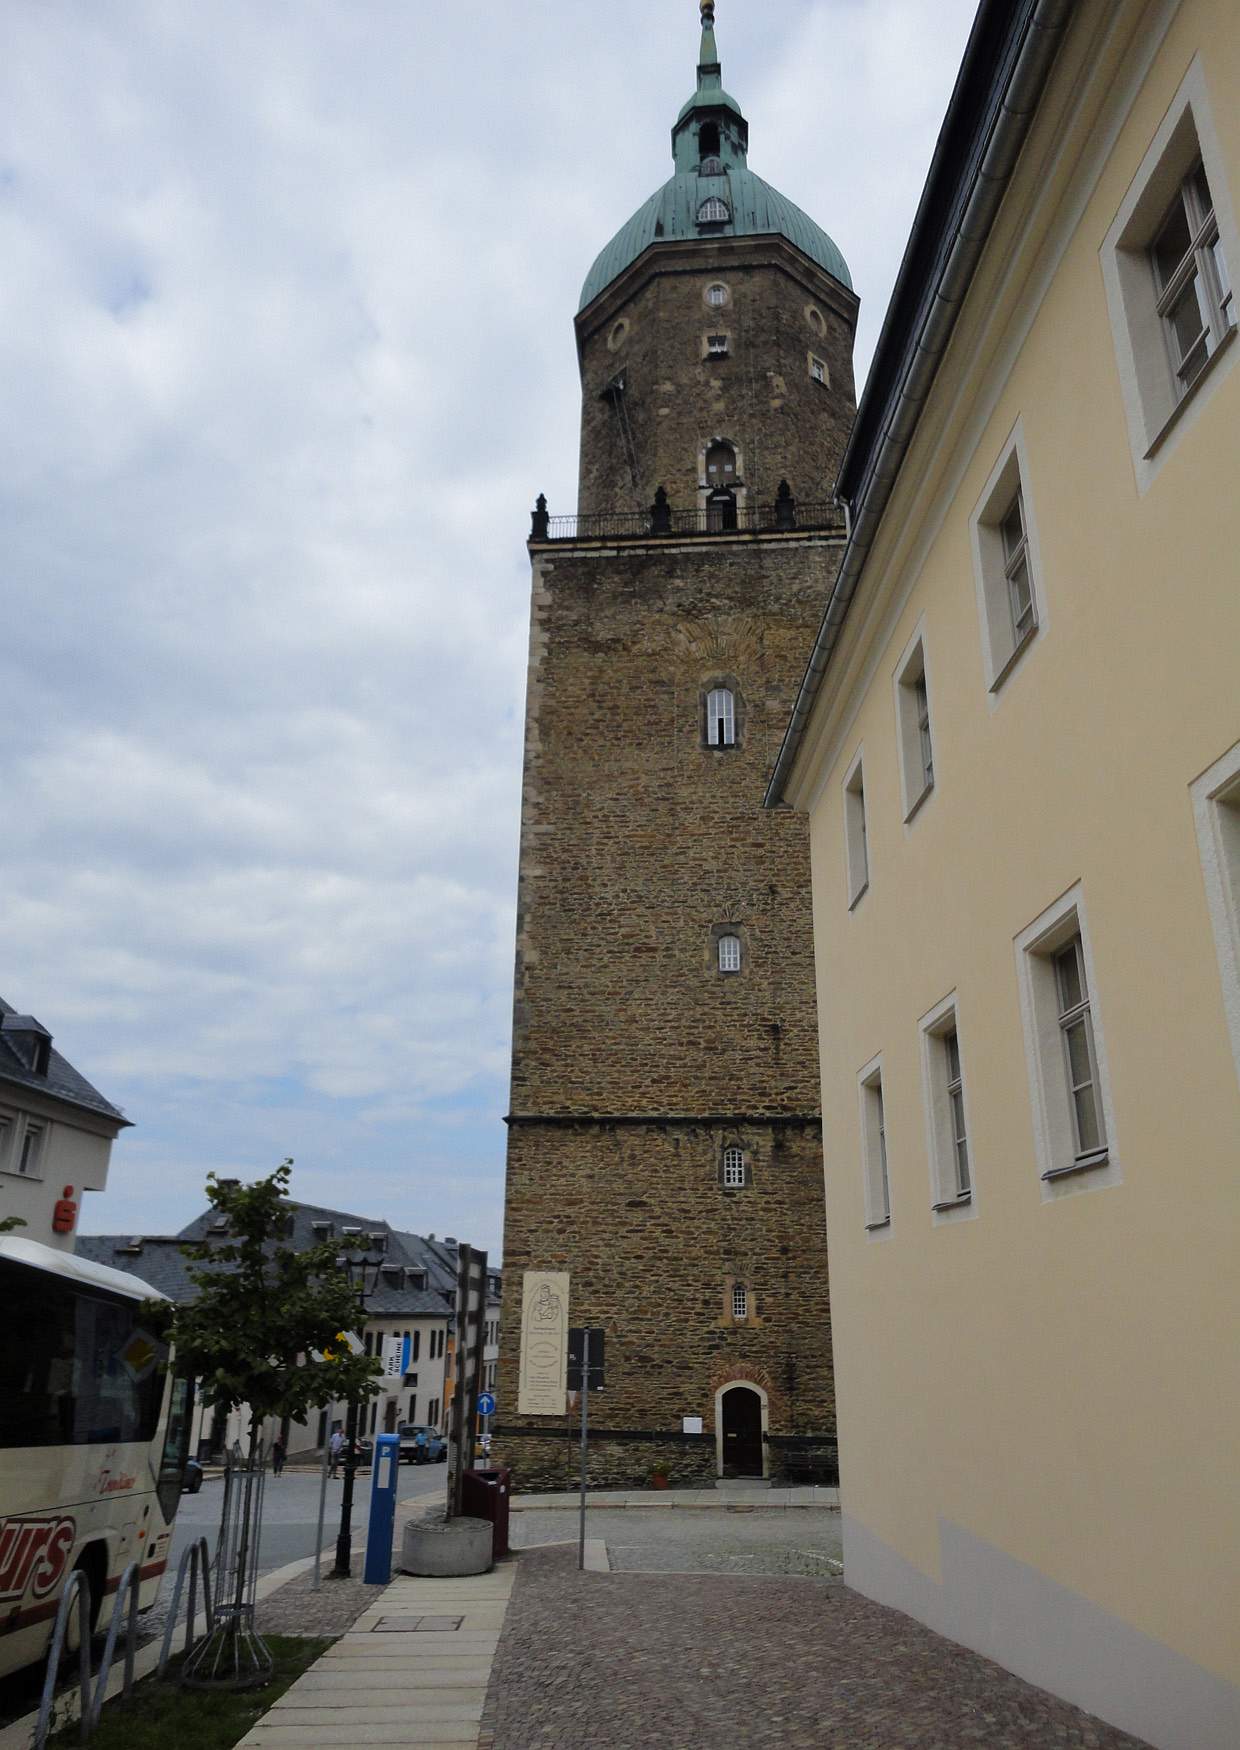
[716,1381,768,1478]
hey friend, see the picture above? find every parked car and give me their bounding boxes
[398,1423,446,1464]
[353,1435,374,1469]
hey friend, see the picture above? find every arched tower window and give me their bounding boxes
[718,934,742,973]
[698,196,731,225]
[706,687,735,747]
[722,1146,747,1188]
[705,441,736,487]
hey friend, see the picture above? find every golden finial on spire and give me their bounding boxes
[701,1,715,21]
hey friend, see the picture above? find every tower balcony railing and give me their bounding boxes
[529,484,846,544]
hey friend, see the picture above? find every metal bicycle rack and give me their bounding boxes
[157,1537,215,1677]
[35,1560,141,1748]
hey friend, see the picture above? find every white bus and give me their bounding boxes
[0,1236,191,1677]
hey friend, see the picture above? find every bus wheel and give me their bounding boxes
[62,1548,105,1660]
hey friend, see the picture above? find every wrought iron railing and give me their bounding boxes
[529,492,846,544]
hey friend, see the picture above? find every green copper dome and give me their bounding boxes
[579,3,851,311]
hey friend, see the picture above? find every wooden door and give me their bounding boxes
[721,1386,763,1477]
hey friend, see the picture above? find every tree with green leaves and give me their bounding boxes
[167,1160,380,1446]
[156,1160,381,1686]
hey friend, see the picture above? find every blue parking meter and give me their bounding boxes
[363,1433,400,1585]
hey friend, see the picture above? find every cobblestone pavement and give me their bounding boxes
[512,1506,844,1577]
[253,1566,375,1637]
[480,1545,1150,1749]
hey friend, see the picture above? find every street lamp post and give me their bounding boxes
[333,1249,382,1579]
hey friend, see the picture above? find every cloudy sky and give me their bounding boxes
[2,0,978,1254]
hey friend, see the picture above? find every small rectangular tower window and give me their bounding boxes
[731,1284,748,1320]
[706,333,730,358]
[808,354,829,386]
[718,934,742,974]
[722,1146,746,1188]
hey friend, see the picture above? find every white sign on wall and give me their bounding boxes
[517,1271,569,1414]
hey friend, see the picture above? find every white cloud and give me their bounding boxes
[1,0,977,1253]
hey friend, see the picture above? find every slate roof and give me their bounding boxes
[0,997,130,1127]
[80,1198,494,1317]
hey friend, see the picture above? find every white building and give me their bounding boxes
[0,998,131,1251]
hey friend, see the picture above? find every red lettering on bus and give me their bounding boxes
[0,1517,76,1604]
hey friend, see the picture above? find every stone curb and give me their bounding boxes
[510,1486,840,1511]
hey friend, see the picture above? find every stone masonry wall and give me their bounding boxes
[508,537,842,1120]
[575,242,857,517]
[495,1119,833,1493]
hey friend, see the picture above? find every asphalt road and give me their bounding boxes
[167,1456,449,1580]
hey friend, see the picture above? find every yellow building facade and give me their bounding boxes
[772,2,1240,1744]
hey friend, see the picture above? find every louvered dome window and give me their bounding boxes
[698,197,730,224]
[706,687,735,747]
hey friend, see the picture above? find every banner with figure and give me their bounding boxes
[518,1271,569,1414]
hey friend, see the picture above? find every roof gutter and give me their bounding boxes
[765,0,1074,808]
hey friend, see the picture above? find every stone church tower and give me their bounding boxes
[495,3,857,1489]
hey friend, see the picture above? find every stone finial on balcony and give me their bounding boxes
[531,494,550,541]
[775,479,796,530]
[650,486,672,535]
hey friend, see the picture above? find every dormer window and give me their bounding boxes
[706,687,735,747]
[698,197,730,225]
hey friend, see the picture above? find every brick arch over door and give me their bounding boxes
[714,1379,770,1479]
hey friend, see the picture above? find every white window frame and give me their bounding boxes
[1191,739,1240,1087]
[843,747,869,909]
[919,994,977,1223]
[1101,57,1239,492]
[808,352,829,387]
[1,1113,47,1180]
[1014,885,1121,1200]
[704,281,730,309]
[969,420,1046,696]
[698,197,730,225]
[717,934,742,975]
[731,1283,748,1320]
[705,687,735,748]
[858,1055,891,1234]
[893,624,935,821]
[0,1107,13,1172]
[721,1145,746,1189]
[705,331,730,359]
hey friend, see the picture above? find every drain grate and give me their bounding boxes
[372,1615,464,1633]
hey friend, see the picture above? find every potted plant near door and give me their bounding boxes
[648,1464,670,1490]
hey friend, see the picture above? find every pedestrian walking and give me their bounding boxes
[329,1425,343,1479]
[272,1435,286,1476]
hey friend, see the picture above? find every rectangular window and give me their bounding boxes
[808,354,828,386]
[706,687,736,748]
[1055,937,1107,1161]
[722,1146,746,1188]
[0,1111,12,1168]
[859,1061,891,1230]
[945,1030,971,1197]
[1102,62,1239,485]
[843,751,869,907]
[731,1284,748,1320]
[894,631,934,817]
[1015,886,1119,1194]
[707,332,729,357]
[17,1120,44,1178]
[971,425,1043,693]
[717,934,741,973]
[1192,742,1240,1085]
[1151,162,1231,398]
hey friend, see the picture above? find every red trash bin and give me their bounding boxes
[460,1467,511,1559]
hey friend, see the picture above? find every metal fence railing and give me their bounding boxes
[529,496,846,544]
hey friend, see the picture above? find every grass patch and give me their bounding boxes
[46,1635,333,1750]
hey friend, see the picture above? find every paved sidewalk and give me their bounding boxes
[234,1564,516,1750]
[479,1545,1150,1749]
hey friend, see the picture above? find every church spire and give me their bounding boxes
[699,1,720,80]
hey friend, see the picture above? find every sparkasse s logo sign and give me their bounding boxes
[0,1515,77,1604]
